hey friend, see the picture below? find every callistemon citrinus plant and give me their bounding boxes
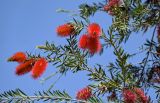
[1,0,160,103]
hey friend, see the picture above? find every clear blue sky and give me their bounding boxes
[0,0,156,101]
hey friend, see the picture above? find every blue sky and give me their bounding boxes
[0,0,156,101]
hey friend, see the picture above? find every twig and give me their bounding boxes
[139,26,157,84]
[47,74,63,91]
[1,96,87,103]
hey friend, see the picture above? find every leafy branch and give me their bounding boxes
[138,26,157,85]
[0,89,104,103]
[37,37,88,74]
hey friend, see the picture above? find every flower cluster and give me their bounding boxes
[123,88,148,103]
[56,23,75,37]
[104,0,122,15]
[8,52,48,79]
[56,22,102,54]
[79,23,102,54]
[76,87,92,100]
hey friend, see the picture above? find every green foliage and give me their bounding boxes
[3,0,160,102]
[34,90,72,102]
[79,3,101,18]
[87,96,103,103]
[37,38,88,74]
[0,89,105,103]
[88,65,107,82]
[0,89,28,103]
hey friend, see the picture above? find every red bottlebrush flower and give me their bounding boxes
[76,87,92,100]
[56,23,74,37]
[123,89,137,103]
[104,0,121,11]
[79,34,89,49]
[87,23,101,38]
[8,52,27,63]
[134,88,148,103]
[15,59,35,75]
[31,58,48,79]
[87,37,101,54]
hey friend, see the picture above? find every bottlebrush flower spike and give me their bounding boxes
[104,0,121,10]
[87,23,101,38]
[134,88,148,103]
[31,58,48,79]
[8,52,27,63]
[16,59,36,75]
[56,23,75,37]
[76,87,92,100]
[79,34,89,49]
[87,37,101,54]
[123,89,137,103]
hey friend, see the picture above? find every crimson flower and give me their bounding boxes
[87,23,101,38]
[31,58,48,79]
[78,24,102,55]
[134,88,148,103]
[16,59,36,75]
[56,23,75,37]
[8,52,48,79]
[104,0,121,11]
[8,52,27,63]
[87,37,101,54]
[123,89,137,103]
[79,34,89,49]
[123,88,148,103]
[76,87,92,100]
